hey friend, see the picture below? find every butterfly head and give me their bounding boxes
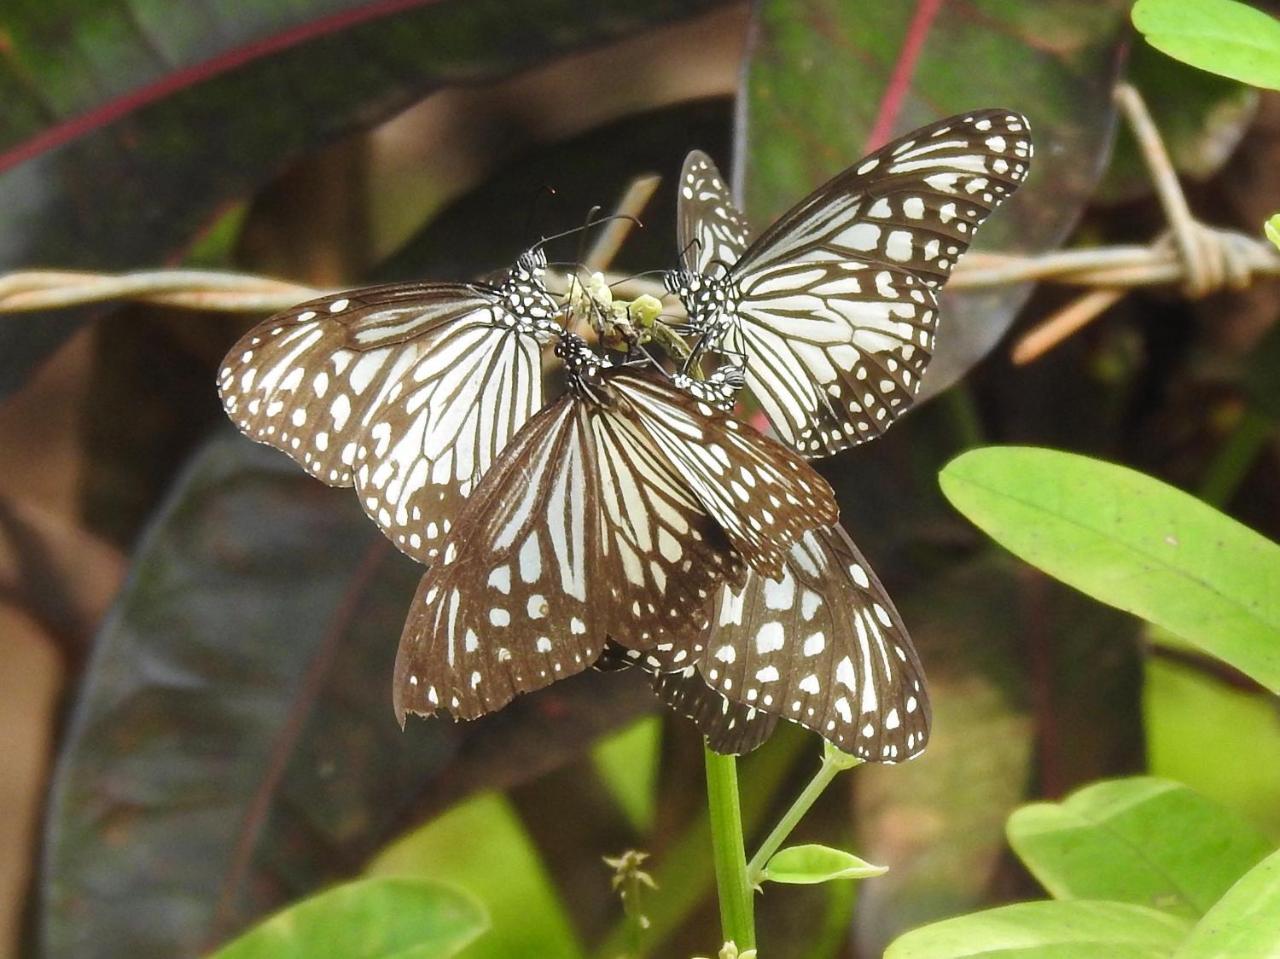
[502,247,562,338]
[515,245,548,278]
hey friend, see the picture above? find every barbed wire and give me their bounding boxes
[2,86,1276,363]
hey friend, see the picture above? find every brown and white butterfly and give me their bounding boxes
[218,248,562,565]
[667,110,1032,457]
[393,333,838,724]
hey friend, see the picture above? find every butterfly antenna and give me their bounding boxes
[530,213,644,257]
[523,184,558,244]
[575,205,603,265]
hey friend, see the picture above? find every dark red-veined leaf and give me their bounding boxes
[738,0,1130,399]
[38,432,653,959]
[0,0,733,397]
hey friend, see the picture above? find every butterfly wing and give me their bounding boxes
[607,370,838,579]
[654,666,778,755]
[218,283,548,563]
[730,110,1032,456]
[394,394,745,722]
[677,150,751,278]
[594,642,778,755]
[700,524,930,762]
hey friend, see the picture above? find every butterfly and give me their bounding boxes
[393,333,838,724]
[218,247,562,565]
[666,109,1032,457]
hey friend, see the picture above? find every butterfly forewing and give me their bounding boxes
[219,282,550,564]
[700,524,930,762]
[394,400,604,721]
[741,110,1032,286]
[677,150,751,278]
[608,371,839,578]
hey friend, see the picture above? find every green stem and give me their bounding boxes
[703,746,756,951]
[1198,406,1275,507]
[745,757,840,883]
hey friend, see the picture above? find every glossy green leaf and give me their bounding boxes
[1174,848,1280,958]
[1132,0,1280,90]
[1266,214,1280,252]
[885,900,1193,959]
[39,432,652,959]
[1145,656,1280,841]
[939,447,1280,691]
[761,844,887,885]
[210,878,487,959]
[1008,777,1271,918]
[742,0,1129,398]
[369,793,583,959]
[0,0,730,396]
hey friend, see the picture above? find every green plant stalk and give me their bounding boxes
[593,725,806,959]
[703,746,757,951]
[745,751,858,884]
[1198,406,1275,507]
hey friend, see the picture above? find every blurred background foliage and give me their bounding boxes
[0,1,1277,957]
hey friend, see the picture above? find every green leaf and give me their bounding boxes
[592,715,662,833]
[1007,777,1272,918]
[210,878,487,959]
[1132,0,1280,90]
[369,793,584,959]
[938,447,1280,691]
[761,844,887,885]
[1145,656,1280,840]
[885,900,1193,959]
[741,0,1129,398]
[1174,848,1280,958]
[1266,214,1280,252]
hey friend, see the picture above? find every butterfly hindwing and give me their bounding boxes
[594,642,778,755]
[677,150,751,278]
[701,524,930,762]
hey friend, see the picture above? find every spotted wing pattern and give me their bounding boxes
[219,278,554,564]
[594,642,778,754]
[394,390,744,723]
[609,370,838,579]
[674,110,1032,457]
[677,149,751,278]
[699,524,930,762]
